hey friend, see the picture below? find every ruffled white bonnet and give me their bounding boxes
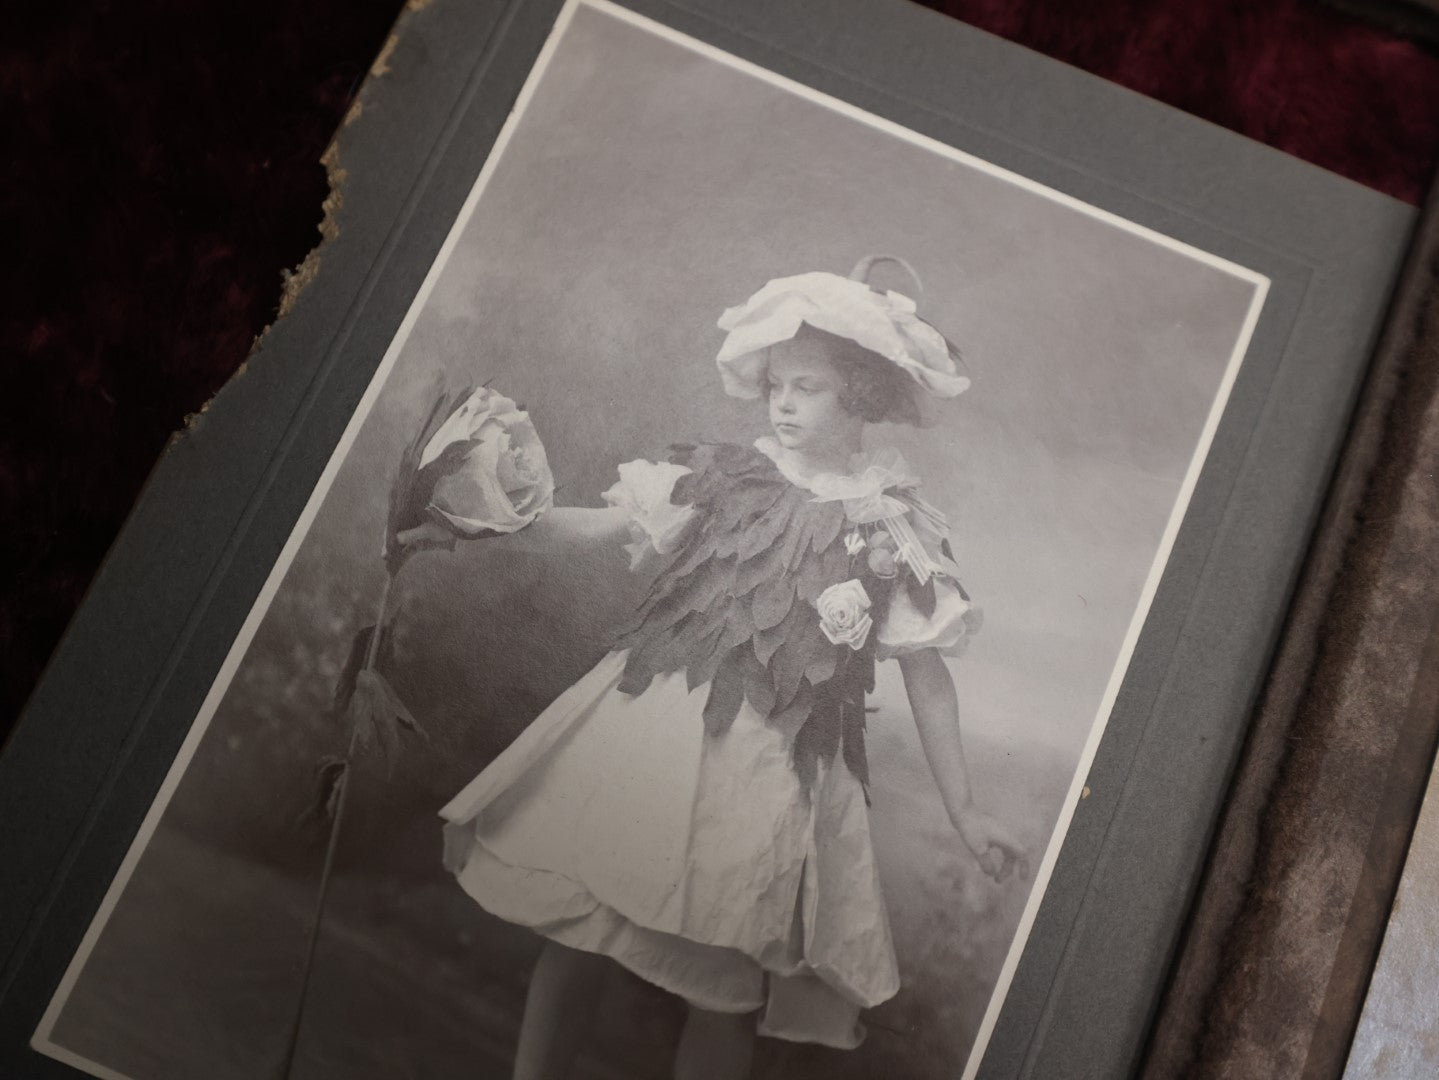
[714,256,970,410]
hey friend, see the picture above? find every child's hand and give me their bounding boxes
[958,811,1030,884]
[395,520,456,552]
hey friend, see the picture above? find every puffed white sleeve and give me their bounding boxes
[875,576,983,660]
[873,506,983,660]
[601,459,698,568]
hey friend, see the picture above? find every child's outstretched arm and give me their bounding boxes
[517,506,633,548]
[396,505,631,554]
[899,648,1028,883]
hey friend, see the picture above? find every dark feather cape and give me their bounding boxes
[614,442,936,791]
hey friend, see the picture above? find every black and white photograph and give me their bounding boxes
[31,2,1267,1077]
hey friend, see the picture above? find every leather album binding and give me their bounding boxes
[1146,178,1439,1079]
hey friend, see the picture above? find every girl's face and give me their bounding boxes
[766,336,864,461]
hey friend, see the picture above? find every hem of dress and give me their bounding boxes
[757,1014,865,1051]
[546,919,766,1016]
[451,836,766,1015]
[451,822,899,1005]
[449,835,900,1040]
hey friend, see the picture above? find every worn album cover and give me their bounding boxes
[1345,743,1439,1078]
[25,4,1270,1078]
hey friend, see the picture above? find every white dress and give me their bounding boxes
[439,438,981,1048]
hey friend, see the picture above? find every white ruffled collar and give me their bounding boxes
[754,437,917,523]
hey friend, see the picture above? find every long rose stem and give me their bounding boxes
[278,569,396,1078]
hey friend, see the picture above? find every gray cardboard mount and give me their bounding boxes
[0,0,1415,1077]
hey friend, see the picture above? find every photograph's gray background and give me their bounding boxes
[45,5,1259,1078]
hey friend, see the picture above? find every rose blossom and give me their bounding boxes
[816,579,873,650]
[421,387,555,536]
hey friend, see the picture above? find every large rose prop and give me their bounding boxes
[290,381,554,1070]
[387,386,554,567]
[816,579,873,650]
[421,388,554,536]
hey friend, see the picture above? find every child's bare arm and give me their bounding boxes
[899,648,1027,882]
[396,505,631,554]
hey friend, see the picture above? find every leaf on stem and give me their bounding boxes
[346,669,428,770]
[306,755,348,828]
[387,382,468,570]
[334,625,375,713]
[333,624,400,714]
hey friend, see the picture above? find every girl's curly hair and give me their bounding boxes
[791,323,923,426]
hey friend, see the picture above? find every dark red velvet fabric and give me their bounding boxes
[2,0,1438,739]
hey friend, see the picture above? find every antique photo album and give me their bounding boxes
[0,0,1414,1078]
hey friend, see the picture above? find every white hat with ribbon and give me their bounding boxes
[714,255,970,408]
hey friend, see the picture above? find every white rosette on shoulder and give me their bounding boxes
[602,460,698,568]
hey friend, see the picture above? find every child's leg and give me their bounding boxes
[673,1004,756,1080]
[512,940,609,1080]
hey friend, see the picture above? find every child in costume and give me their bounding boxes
[432,257,1026,1080]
